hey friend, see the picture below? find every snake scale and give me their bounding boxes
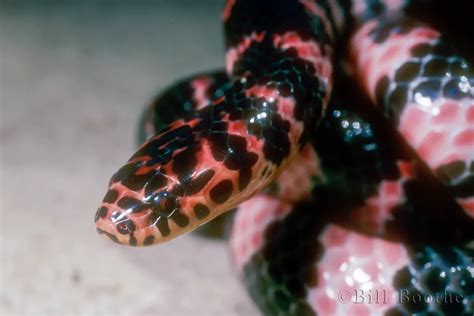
[95,0,474,315]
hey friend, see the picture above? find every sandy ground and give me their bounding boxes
[0,1,258,315]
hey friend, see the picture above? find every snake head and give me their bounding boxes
[95,121,259,246]
[95,178,194,246]
[94,155,219,246]
[95,124,198,246]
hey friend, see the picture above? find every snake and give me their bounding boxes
[95,0,474,315]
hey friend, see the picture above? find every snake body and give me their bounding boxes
[95,0,474,314]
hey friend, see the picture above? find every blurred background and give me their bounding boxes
[0,1,258,315]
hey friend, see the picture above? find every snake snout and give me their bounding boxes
[95,205,137,246]
[94,180,151,246]
[95,183,199,246]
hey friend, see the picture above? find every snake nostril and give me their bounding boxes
[111,211,136,235]
[116,220,136,235]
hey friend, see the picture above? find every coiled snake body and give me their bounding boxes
[95,0,474,314]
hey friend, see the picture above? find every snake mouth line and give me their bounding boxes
[96,227,121,245]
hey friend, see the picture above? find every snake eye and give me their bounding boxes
[151,191,179,217]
